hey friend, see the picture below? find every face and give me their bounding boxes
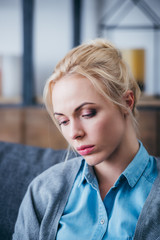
[52,74,127,166]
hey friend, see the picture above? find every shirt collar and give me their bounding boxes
[78,141,149,189]
[122,141,150,188]
[78,160,99,190]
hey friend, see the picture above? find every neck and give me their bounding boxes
[94,119,139,199]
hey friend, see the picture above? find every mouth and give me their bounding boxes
[76,145,95,156]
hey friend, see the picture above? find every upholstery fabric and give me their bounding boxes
[0,141,66,240]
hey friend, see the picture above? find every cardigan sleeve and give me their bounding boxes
[12,157,83,240]
[12,183,41,240]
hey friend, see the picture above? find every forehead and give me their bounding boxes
[52,74,108,113]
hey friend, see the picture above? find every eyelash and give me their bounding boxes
[82,109,97,118]
[58,109,97,126]
[59,120,69,126]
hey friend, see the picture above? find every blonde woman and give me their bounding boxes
[13,39,160,240]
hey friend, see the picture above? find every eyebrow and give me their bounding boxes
[54,102,95,116]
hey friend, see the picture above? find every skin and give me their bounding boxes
[52,74,139,199]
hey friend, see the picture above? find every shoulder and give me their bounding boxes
[155,156,160,168]
[20,156,83,219]
[35,156,83,180]
[29,156,83,196]
[154,157,160,180]
[148,157,160,196]
[134,157,160,239]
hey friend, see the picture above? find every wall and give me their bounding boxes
[0,0,22,99]
[0,0,72,99]
[33,0,73,97]
[0,0,160,99]
[0,0,22,55]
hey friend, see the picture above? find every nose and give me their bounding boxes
[69,120,85,140]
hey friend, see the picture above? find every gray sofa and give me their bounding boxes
[0,141,70,240]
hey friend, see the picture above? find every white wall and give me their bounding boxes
[81,0,100,42]
[0,0,22,55]
[0,0,22,99]
[33,0,73,96]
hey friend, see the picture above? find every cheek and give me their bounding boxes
[85,118,109,140]
[92,113,125,140]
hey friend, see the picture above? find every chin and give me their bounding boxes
[84,154,104,166]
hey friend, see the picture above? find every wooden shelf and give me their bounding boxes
[0,97,22,105]
[0,105,159,155]
[138,94,160,108]
[0,107,67,150]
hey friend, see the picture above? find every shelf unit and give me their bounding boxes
[99,0,160,96]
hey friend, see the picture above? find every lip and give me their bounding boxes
[76,145,95,156]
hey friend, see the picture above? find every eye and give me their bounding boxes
[55,117,69,126]
[59,120,69,126]
[82,109,97,118]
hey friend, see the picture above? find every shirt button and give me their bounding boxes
[100,219,105,225]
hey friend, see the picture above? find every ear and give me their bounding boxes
[123,90,134,112]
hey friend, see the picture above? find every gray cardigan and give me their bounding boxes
[13,157,160,240]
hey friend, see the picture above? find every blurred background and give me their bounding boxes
[0,0,160,155]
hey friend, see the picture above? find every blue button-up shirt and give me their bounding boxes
[56,142,157,240]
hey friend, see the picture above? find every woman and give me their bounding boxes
[13,39,160,239]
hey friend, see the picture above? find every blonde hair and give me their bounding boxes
[43,38,141,130]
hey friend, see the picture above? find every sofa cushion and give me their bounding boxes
[0,141,66,240]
